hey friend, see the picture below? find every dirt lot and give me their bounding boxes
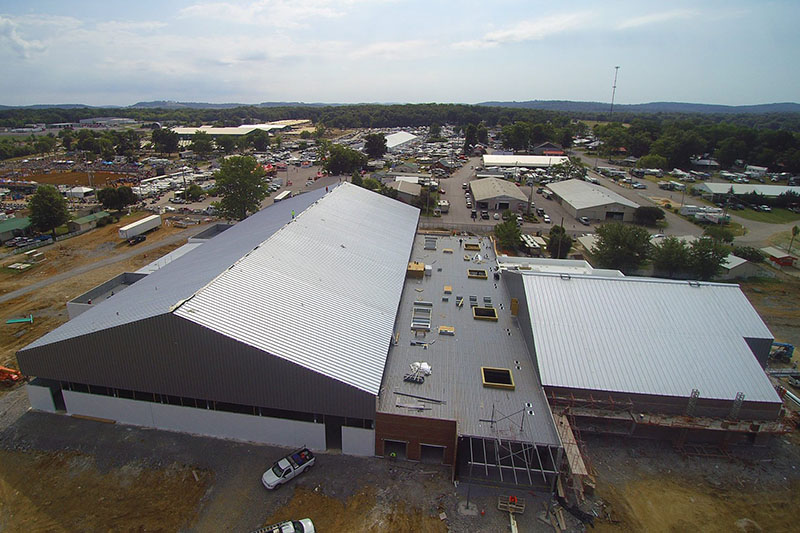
[0,215,193,369]
[0,449,212,532]
[10,171,138,187]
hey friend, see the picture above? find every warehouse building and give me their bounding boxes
[695,182,800,202]
[482,155,569,168]
[547,179,639,222]
[385,131,418,152]
[505,272,783,444]
[469,177,528,212]
[19,184,419,455]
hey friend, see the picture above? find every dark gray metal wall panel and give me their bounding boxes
[504,272,537,369]
[744,337,773,368]
[17,314,376,420]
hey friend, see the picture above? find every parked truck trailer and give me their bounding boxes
[118,214,162,240]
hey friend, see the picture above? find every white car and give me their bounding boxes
[254,519,315,533]
[493,212,500,220]
[543,214,551,223]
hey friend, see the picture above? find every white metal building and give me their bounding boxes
[385,131,418,152]
[482,155,569,168]
[547,179,640,222]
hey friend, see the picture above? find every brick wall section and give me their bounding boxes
[375,412,457,465]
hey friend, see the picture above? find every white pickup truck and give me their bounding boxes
[261,448,315,489]
[252,518,315,533]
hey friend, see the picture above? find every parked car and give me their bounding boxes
[493,212,500,220]
[578,216,591,226]
[255,519,315,533]
[128,234,146,245]
[542,214,551,223]
[471,209,477,219]
[632,182,646,189]
[262,448,315,490]
[480,210,490,220]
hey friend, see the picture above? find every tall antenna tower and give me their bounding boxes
[609,66,620,119]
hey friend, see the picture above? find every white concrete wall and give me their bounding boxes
[61,391,326,450]
[342,426,376,456]
[64,390,153,425]
[27,383,56,412]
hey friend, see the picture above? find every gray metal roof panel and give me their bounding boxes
[378,235,562,447]
[175,183,420,395]
[522,273,780,403]
[547,179,639,209]
[22,188,330,350]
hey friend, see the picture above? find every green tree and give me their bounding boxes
[34,134,57,154]
[364,133,388,159]
[28,185,70,237]
[463,124,478,154]
[190,131,214,157]
[494,219,522,251]
[688,237,728,280]
[547,225,573,259]
[216,135,237,154]
[732,246,764,263]
[650,236,689,278]
[59,129,75,151]
[273,134,282,149]
[185,184,204,201]
[634,206,666,226]
[151,128,179,155]
[97,186,136,212]
[324,144,367,175]
[789,225,799,255]
[703,225,734,244]
[593,223,652,274]
[477,125,489,145]
[636,154,668,169]
[249,129,271,152]
[429,123,442,138]
[212,156,269,221]
[299,130,312,139]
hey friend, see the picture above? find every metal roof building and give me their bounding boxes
[18,184,420,454]
[469,177,528,212]
[696,182,800,198]
[508,272,782,421]
[385,131,418,151]
[482,155,569,168]
[547,179,640,222]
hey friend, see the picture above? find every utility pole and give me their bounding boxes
[609,66,620,120]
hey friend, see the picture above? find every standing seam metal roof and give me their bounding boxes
[546,179,639,210]
[175,183,420,395]
[23,188,330,350]
[521,273,779,403]
[469,177,527,203]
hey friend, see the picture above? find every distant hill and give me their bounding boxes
[477,100,800,114]
[0,104,108,110]
[129,100,336,109]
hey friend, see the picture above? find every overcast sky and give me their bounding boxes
[1,0,798,106]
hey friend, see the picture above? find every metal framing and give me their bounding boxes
[460,435,561,488]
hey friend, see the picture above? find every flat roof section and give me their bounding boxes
[378,235,561,447]
[482,155,569,168]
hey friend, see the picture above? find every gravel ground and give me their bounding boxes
[0,389,566,532]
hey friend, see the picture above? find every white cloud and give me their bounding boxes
[453,12,593,50]
[350,39,432,60]
[0,16,45,58]
[616,9,697,30]
[179,0,379,28]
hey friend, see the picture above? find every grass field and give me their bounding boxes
[734,208,800,224]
